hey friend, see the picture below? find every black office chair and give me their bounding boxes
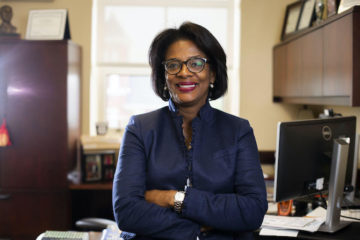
[75,218,117,231]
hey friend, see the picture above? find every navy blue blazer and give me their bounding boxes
[113,100,268,240]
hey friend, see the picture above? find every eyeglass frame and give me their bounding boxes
[162,57,208,75]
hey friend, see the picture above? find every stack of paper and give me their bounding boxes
[260,208,326,237]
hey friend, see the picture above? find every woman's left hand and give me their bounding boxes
[145,189,177,208]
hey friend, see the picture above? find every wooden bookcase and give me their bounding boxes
[0,39,81,240]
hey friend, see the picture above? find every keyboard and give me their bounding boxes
[41,231,89,240]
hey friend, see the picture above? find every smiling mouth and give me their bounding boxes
[176,83,198,92]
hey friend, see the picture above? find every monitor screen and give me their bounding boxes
[274,116,357,203]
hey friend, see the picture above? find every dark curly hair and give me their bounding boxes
[148,21,227,101]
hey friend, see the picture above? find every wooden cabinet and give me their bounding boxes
[323,14,352,97]
[0,40,81,240]
[273,6,360,106]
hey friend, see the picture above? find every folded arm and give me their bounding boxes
[181,128,268,232]
[112,118,200,240]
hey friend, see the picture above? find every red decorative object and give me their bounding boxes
[0,118,12,146]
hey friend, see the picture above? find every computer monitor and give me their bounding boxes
[273,116,357,232]
[274,116,357,203]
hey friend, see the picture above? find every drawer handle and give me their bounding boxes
[0,193,11,200]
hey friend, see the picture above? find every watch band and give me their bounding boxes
[174,191,185,213]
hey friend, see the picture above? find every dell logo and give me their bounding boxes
[322,126,332,141]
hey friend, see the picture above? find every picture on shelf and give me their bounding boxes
[338,0,360,13]
[327,0,340,17]
[84,155,102,182]
[315,0,328,24]
[298,0,316,31]
[102,153,116,181]
[281,1,303,40]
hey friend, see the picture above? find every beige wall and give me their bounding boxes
[6,0,92,135]
[240,0,299,150]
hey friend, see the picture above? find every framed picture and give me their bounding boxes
[84,154,102,182]
[298,0,316,30]
[281,1,303,40]
[338,0,360,13]
[25,9,70,40]
[327,0,339,17]
[314,0,328,23]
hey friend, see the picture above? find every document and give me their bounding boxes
[261,214,324,232]
[260,228,299,237]
[26,9,68,40]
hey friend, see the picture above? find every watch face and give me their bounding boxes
[175,191,185,201]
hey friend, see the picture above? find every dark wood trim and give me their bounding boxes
[69,183,113,191]
[259,151,275,164]
[273,96,351,106]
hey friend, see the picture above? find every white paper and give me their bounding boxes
[26,9,67,40]
[260,227,299,237]
[261,214,325,232]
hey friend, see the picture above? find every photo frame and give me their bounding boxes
[298,0,316,31]
[338,0,360,13]
[281,1,303,41]
[25,9,70,40]
[314,0,328,23]
[84,155,102,182]
[327,0,339,17]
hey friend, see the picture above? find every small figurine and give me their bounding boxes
[0,5,17,34]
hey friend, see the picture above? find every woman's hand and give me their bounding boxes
[200,226,212,232]
[145,189,177,208]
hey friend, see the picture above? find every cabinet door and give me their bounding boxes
[0,41,70,189]
[285,39,302,97]
[0,190,70,240]
[301,29,323,97]
[323,14,352,96]
[273,46,287,97]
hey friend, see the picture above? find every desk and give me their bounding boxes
[254,221,360,240]
[89,232,102,240]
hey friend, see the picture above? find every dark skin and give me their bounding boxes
[145,40,214,232]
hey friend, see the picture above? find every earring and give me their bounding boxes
[210,83,214,89]
[163,85,169,99]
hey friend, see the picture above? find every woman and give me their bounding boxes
[113,22,268,240]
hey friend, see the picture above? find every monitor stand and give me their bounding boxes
[319,138,352,233]
[343,133,360,208]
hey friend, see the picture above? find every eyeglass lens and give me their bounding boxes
[164,58,206,74]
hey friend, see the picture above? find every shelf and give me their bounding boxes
[276,6,360,46]
[69,183,113,190]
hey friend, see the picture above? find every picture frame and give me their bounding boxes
[327,0,339,17]
[281,1,303,41]
[298,0,316,31]
[25,9,70,40]
[338,0,360,13]
[84,154,102,182]
[314,0,328,23]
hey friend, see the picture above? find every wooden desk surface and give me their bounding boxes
[89,231,102,240]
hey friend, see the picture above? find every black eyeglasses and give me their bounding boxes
[162,57,208,75]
